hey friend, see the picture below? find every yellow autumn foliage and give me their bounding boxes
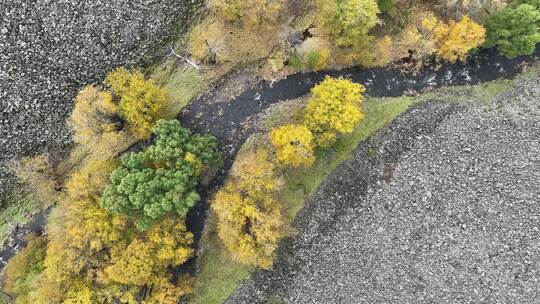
[304,76,365,147]
[44,160,127,284]
[69,85,118,146]
[212,150,285,268]
[146,217,194,266]
[105,68,167,139]
[373,36,394,67]
[25,277,64,304]
[270,124,315,168]
[64,281,95,304]
[102,239,156,285]
[422,16,486,62]
[101,217,193,286]
[212,0,285,29]
[314,0,380,48]
[143,274,194,304]
[64,159,117,201]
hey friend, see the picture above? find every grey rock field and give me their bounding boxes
[227,75,540,303]
[0,0,201,195]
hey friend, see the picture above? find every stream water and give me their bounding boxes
[1,45,538,271]
[180,45,540,259]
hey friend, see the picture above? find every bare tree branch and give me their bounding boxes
[169,46,200,70]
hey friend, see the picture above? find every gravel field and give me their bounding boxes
[0,0,201,195]
[227,76,540,303]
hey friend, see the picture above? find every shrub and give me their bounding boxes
[101,119,220,231]
[143,274,194,304]
[315,0,380,47]
[102,217,193,285]
[304,76,365,147]
[378,0,395,13]
[69,86,119,146]
[270,124,315,168]
[212,150,285,269]
[386,9,439,63]
[105,68,168,139]
[44,159,126,284]
[2,235,46,299]
[189,22,226,64]
[212,0,285,29]
[287,53,304,69]
[305,49,331,71]
[373,36,394,66]
[485,3,540,58]
[433,0,508,22]
[64,159,118,201]
[13,154,59,206]
[423,16,486,62]
[263,50,286,80]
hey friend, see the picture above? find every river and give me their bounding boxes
[1,45,538,270]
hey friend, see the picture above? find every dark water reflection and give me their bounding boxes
[1,45,538,273]
[178,45,539,275]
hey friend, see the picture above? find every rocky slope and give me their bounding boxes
[226,73,540,303]
[0,0,202,195]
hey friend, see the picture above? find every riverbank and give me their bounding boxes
[0,44,538,272]
[191,66,533,303]
[225,61,540,304]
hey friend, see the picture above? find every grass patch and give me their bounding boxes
[0,190,41,245]
[418,79,513,104]
[151,60,207,118]
[190,214,252,304]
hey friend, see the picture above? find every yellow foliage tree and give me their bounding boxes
[96,285,138,304]
[212,150,285,268]
[422,16,486,62]
[270,124,315,167]
[144,274,194,304]
[64,159,118,201]
[25,276,64,304]
[44,160,127,284]
[304,76,365,147]
[101,217,193,286]
[102,239,155,286]
[314,0,380,48]
[212,0,285,29]
[105,68,167,139]
[63,281,95,304]
[69,85,119,146]
[145,217,194,265]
